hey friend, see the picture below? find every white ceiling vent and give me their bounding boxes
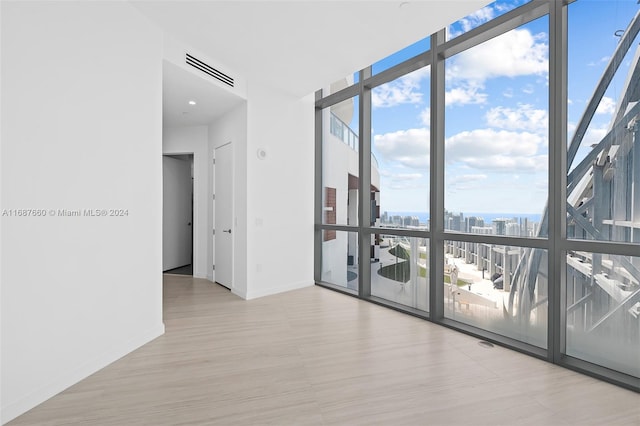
[186,53,234,88]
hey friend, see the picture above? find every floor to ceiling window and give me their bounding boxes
[565,0,640,379]
[442,14,550,349]
[369,67,431,310]
[315,0,639,391]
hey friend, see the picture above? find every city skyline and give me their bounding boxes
[380,209,540,236]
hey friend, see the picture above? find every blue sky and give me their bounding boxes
[349,0,640,215]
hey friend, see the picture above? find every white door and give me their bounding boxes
[163,155,193,271]
[214,143,233,288]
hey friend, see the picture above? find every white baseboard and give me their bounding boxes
[1,323,165,425]
[231,286,248,299]
[245,279,313,300]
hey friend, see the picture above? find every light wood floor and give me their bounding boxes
[9,275,640,425]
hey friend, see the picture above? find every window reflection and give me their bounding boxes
[444,241,548,348]
[372,236,429,312]
[321,230,358,293]
[566,252,640,378]
[322,97,359,226]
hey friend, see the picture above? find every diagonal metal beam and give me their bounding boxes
[567,101,640,193]
[567,203,640,282]
[613,44,640,124]
[588,287,640,333]
[567,292,593,314]
[574,197,593,216]
[567,10,640,168]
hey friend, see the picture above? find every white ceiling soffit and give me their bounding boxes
[163,60,244,127]
[131,0,492,97]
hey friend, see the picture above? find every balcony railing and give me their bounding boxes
[329,112,378,168]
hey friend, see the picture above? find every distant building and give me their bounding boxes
[472,226,493,235]
[493,218,508,236]
[401,215,420,227]
[465,216,484,232]
[445,210,464,231]
[506,222,520,236]
[520,217,529,237]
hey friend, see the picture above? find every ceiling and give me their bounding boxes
[163,60,245,127]
[133,0,490,98]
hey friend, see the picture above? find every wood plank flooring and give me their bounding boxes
[9,275,640,425]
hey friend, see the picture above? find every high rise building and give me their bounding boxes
[493,218,508,236]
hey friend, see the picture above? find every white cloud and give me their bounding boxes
[383,173,426,190]
[460,155,547,172]
[447,29,548,84]
[448,6,495,39]
[522,84,535,94]
[582,125,608,147]
[446,128,546,172]
[445,85,488,106]
[588,56,610,67]
[445,28,547,107]
[447,174,488,191]
[381,170,422,179]
[419,107,431,126]
[449,174,488,184]
[568,122,609,147]
[461,7,494,31]
[534,179,547,191]
[373,128,430,168]
[448,2,530,39]
[596,96,616,115]
[372,67,429,108]
[394,173,423,179]
[372,81,422,108]
[485,104,548,133]
[503,88,514,98]
[495,2,516,13]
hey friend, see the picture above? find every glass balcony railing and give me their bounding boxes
[330,112,378,168]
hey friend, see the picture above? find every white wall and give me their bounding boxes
[163,126,209,278]
[244,85,315,299]
[0,2,164,423]
[208,103,248,296]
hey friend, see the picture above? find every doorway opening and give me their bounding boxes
[163,153,194,276]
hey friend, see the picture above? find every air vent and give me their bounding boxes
[186,53,234,88]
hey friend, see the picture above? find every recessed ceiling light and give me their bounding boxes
[188,100,197,106]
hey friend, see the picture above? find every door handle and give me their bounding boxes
[223,229,232,234]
